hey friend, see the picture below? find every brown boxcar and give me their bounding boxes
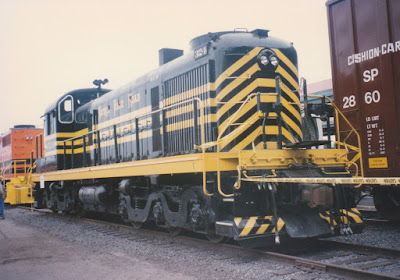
[327,0,400,218]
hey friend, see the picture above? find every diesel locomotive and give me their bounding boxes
[32,29,363,247]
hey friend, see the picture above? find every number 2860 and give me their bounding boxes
[342,91,381,109]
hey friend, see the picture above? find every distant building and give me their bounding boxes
[307,79,333,98]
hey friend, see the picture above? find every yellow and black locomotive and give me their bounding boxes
[33,29,363,247]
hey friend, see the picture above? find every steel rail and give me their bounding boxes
[17,206,400,279]
[319,239,400,258]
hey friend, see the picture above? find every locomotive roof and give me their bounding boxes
[90,29,295,107]
[44,88,111,114]
[47,29,295,116]
[188,29,293,51]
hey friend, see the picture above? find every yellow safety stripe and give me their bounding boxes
[218,112,262,150]
[239,216,257,237]
[275,65,298,93]
[342,208,363,224]
[218,95,277,133]
[281,97,301,123]
[95,106,152,131]
[281,83,300,106]
[235,216,285,236]
[271,48,298,78]
[216,63,261,102]
[271,218,285,233]
[234,217,242,226]
[217,78,276,119]
[255,224,270,235]
[320,208,363,226]
[45,128,89,141]
[220,122,295,151]
[231,127,262,151]
[277,218,285,231]
[281,112,302,138]
[46,130,154,157]
[229,125,296,151]
[214,47,264,90]
[164,83,208,106]
[319,213,338,226]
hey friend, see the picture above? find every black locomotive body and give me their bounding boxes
[34,29,363,246]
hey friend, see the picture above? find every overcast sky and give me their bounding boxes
[0,0,332,133]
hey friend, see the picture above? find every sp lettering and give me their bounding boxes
[363,68,379,82]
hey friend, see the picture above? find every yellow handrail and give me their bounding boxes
[62,98,210,196]
[215,93,277,197]
[307,95,363,177]
[1,160,29,179]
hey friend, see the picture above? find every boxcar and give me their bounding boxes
[327,0,400,218]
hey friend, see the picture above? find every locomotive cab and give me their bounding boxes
[36,88,110,173]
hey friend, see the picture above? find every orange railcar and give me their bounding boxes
[0,125,44,205]
[0,125,44,179]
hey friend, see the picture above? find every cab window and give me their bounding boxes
[58,95,74,123]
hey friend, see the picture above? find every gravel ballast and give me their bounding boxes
[326,221,400,249]
[5,207,399,279]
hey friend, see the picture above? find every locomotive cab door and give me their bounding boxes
[151,86,162,157]
[36,110,57,172]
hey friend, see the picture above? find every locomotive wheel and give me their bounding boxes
[131,221,144,230]
[206,232,226,243]
[372,187,400,220]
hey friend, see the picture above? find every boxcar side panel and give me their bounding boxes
[327,0,400,177]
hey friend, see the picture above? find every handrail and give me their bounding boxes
[61,98,208,194]
[215,92,276,197]
[195,92,278,197]
[62,98,204,144]
[1,160,29,179]
[308,94,363,178]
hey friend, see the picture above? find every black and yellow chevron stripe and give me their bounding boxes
[234,216,285,237]
[215,47,302,152]
[319,208,363,226]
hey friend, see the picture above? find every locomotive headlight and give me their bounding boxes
[257,49,279,70]
[260,55,269,65]
[270,56,279,67]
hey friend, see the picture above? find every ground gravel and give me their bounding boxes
[326,221,400,249]
[5,207,347,280]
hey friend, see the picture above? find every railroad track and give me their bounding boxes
[19,206,400,279]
